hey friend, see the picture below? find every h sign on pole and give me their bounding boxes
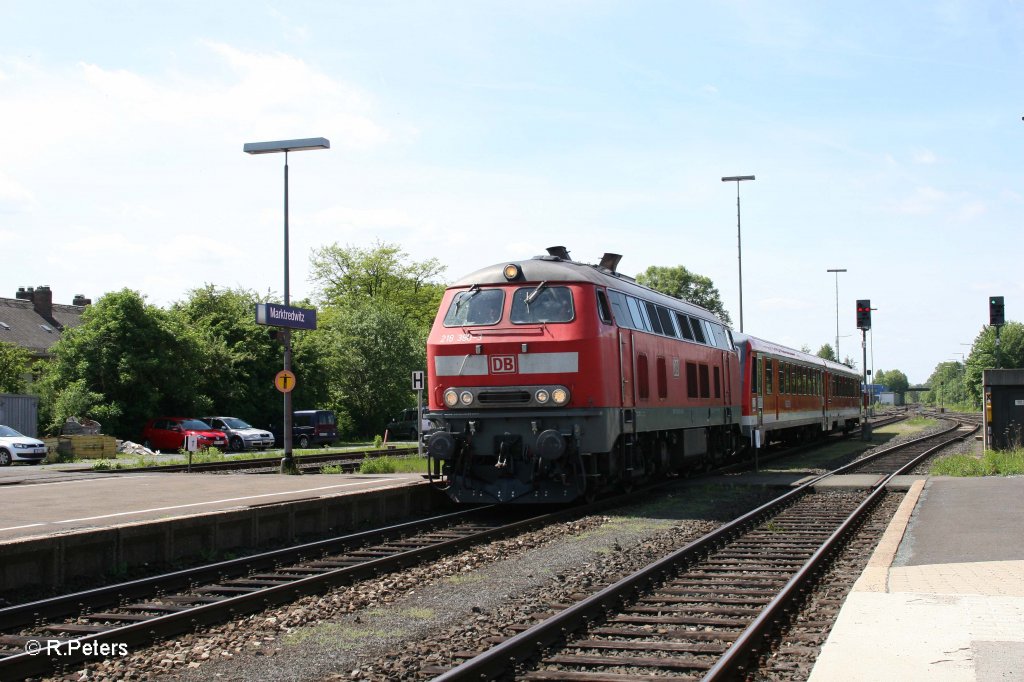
[412,371,426,461]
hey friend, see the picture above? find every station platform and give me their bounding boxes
[810,476,1024,681]
[0,465,444,594]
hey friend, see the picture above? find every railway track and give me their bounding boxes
[429,417,977,681]
[0,504,586,680]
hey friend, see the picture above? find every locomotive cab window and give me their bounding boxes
[444,288,505,327]
[596,290,613,324]
[511,286,574,324]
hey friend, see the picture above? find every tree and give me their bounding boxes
[310,301,424,437]
[875,369,909,396]
[816,344,837,362]
[962,321,1024,407]
[635,265,733,326]
[309,240,446,329]
[169,285,284,429]
[40,289,210,438]
[0,341,32,393]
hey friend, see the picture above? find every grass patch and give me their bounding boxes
[358,455,430,474]
[930,448,1024,476]
[320,464,343,475]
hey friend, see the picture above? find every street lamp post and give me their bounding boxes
[722,175,755,332]
[827,269,847,360]
[244,137,330,474]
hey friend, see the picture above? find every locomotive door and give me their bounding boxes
[619,331,635,408]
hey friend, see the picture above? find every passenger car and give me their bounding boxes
[0,424,47,465]
[291,410,337,448]
[201,416,274,452]
[385,409,439,440]
[140,418,228,452]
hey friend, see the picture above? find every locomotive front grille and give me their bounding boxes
[477,390,532,405]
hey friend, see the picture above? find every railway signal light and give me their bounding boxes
[856,299,871,330]
[989,296,1005,327]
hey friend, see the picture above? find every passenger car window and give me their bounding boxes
[511,286,574,323]
[443,288,504,327]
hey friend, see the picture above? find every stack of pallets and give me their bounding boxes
[57,435,118,459]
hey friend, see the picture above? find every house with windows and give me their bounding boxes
[0,286,91,361]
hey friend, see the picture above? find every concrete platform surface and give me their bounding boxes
[0,469,426,542]
[810,477,1024,681]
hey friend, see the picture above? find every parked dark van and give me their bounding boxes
[292,409,337,448]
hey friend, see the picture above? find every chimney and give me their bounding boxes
[15,287,31,301]
[72,294,92,307]
[32,285,53,320]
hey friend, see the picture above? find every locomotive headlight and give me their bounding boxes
[535,389,550,404]
[552,388,570,405]
[444,390,459,407]
[503,264,521,280]
[459,391,473,405]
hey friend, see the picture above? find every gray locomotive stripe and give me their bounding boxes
[517,352,578,374]
[434,352,579,376]
[434,355,489,376]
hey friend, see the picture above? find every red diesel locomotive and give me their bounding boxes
[425,248,863,504]
[426,248,743,503]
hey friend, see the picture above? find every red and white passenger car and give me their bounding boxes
[733,334,862,446]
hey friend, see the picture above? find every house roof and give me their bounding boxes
[0,297,87,357]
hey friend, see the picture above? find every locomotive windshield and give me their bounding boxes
[443,288,504,326]
[510,286,574,323]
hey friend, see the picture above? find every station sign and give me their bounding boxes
[255,303,318,330]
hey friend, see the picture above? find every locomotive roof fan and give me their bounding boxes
[599,253,622,273]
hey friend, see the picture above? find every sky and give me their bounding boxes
[2,1,1022,384]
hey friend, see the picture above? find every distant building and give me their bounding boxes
[878,391,902,406]
[0,286,91,360]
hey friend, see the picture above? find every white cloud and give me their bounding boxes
[912,149,938,164]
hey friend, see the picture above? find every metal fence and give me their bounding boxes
[0,393,39,437]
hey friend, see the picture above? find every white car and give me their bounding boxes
[0,424,47,465]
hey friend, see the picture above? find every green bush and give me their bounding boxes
[320,464,343,475]
[359,456,397,474]
[373,435,384,449]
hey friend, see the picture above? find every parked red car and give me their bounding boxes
[141,418,228,453]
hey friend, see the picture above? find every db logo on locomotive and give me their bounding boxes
[489,355,517,374]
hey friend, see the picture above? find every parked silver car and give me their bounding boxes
[202,417,275,452]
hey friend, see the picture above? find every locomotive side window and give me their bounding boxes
[688,316,707,344]
[675,312,695,341]
[511,286,574,324]
[656,306,677,337]
[637,353,650,400]
[699,364,710,398]
[703,321,716,346]
[626,297,647,331]
[644,301,664,335]
[444,288,505,327]
[596,290,613,324]
[657,356,667,399]
[607,290,634,328]
[688,362,699,398]
[713,366,721,399]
